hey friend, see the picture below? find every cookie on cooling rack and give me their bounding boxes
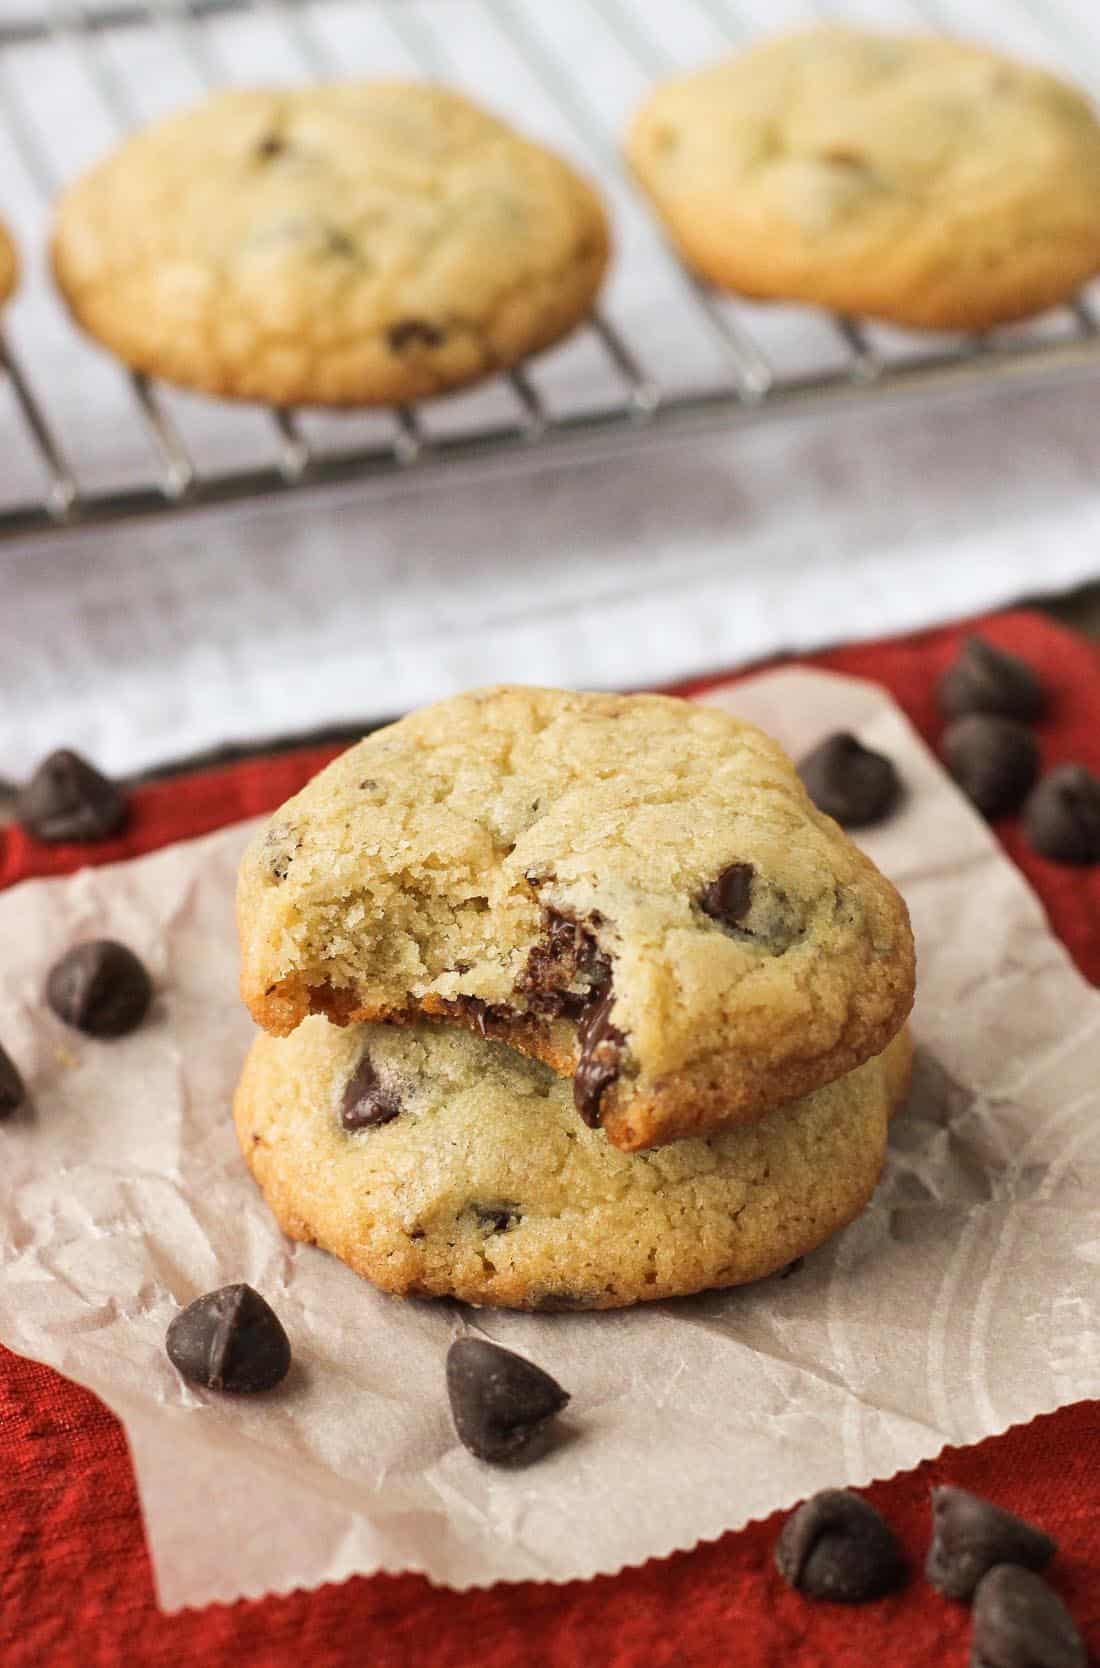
[626,27,1100,331]
[235,1016,912,1311]
[51,82,610,406]
[236,686,914,1152]
[0,220,18,305]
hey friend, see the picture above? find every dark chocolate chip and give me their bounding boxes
[573,988,624,1128]
[256,133,287,160]
[0,1040,25,1118]
[775,1489,906,1602]
[529,1288,598,1311]
[519,909,611,1019]
[927,1487,1055,1601]
[1023,765,1100,864]
[942,717,1039,819]
[472,1203,521,1234]
[341,1054,401,1130]
[166,1284,291,1394]
[797,733,901,829]
[16,749,126,843]
[939,638,1046,722]
[387,319,446,353]
[324,227,357,259]
[445,1337,569,1464]
[699,862,754,927]
[970,1566,1085,1668]
[45,940,152,1038]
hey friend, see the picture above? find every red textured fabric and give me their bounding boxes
[1,608,1097,1668]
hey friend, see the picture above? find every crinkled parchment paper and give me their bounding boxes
[1,669,1098,1610]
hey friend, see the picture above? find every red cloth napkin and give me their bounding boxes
[2,609,1097,1668]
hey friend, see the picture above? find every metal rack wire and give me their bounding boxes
[1,0,1099,542]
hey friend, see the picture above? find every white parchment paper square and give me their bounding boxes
[1,669,1099,1610]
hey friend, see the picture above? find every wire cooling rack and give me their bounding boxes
[1,0,1099,541]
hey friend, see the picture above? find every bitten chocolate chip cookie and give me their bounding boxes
[0,220,18,305]
[237,687,914,1151]
[52,83,610,406]
[626,28,1100,331]
[235,1017,911,1310]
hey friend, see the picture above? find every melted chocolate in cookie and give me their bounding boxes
[518,908,612,1019]
[574,988,625,1127]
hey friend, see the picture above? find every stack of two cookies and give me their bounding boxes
[234,688,914,1311]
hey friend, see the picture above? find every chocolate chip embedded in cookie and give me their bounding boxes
[340,1050,401,1130]
[51,83,610,407]
[626,28,1100,331]
[233,1017,911,1310]
[237,687,915,1151]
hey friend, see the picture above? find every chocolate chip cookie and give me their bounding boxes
[0,220,18,305]
[52,83,610,405]
[626,28,1100,330]
[234,1017,911,1310]
[237,687,914,1151]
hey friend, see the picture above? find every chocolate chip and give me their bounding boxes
[45,940,152,1038]
[942,717,1039,819]
[1023,765,1100,863]
[445,1337,569,1464]
[518,909,611,1019]
[165,1284,291,1394]
[819,145,869,169]
[256,133,287,160]
[927,1487,1055,1601]
[387,319,446,353]
[341,1054,401,1130]
[324,227,357,259]
[797,734,901,828]
[775,1489,906,1602]
[472,1203,521,1234]
[573,988,624,1128]
[939,638,1046,722]
[529,1288,597,1311]
[699,862,753,927]
[970,1566,1085,1668]
[0,1041,25,1118]
[16,749,126,843]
